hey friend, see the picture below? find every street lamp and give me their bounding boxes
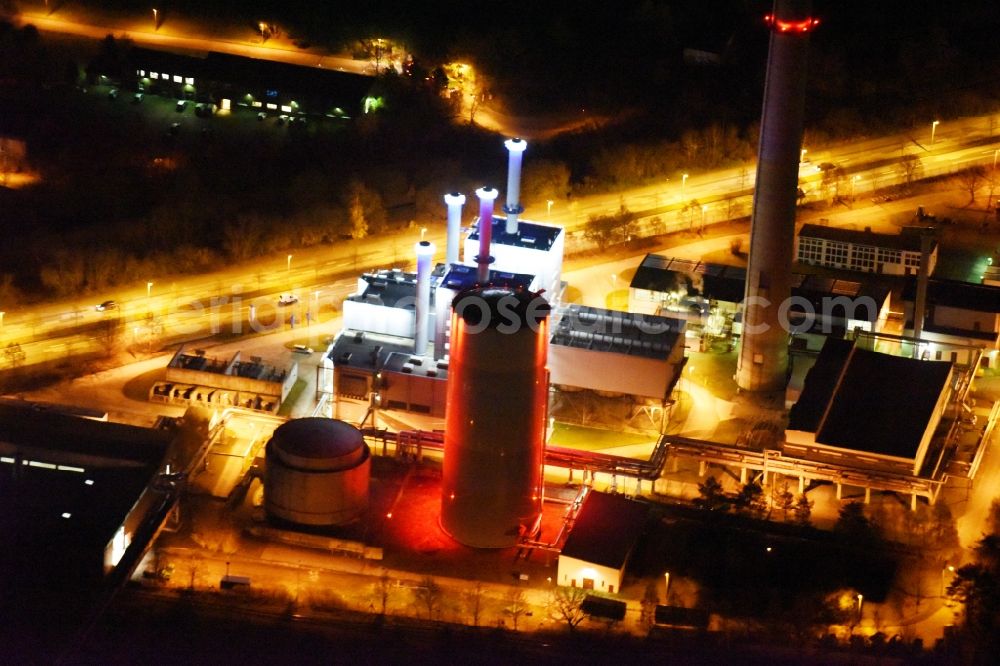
[682,173,689,193]
[286,254,292,277]
[942,564,956,595]
[152,8,158,30]
[420,227,427,240]
[856,593,864,621]
[147,281,153,299]
[993,148,998,170]
[931,120,940,145]
[258,22,267,43]
[0,311,4,330]
[800,148,807,163]
[851,175,860,201]
[547,199,554,217]
[664,572,671,601]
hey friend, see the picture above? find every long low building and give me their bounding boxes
[795,223,938,276]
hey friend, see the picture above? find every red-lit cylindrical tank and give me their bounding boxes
[441,286,550,548]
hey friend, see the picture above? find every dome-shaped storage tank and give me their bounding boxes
[441,286,550,548]
[264,418,370,527]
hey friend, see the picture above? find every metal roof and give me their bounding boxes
[467,217,563,251]
[550,305,684,360]
[560,491,649,569]
[798,223,933,252]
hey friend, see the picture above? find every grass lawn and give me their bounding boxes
[549,422,656,451]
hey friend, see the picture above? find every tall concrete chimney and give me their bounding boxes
[736,0,817,392]
[444,192,466,266]
[503,138,527,234]
[414,240,435,355]
[475,187,498,283]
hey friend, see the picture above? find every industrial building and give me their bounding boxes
[795,223,938,276]
[0,401,174,600]
[118,46,374,118]
[557,490,649,594]
[264,418,370,527]
[786,338,954,476]
[628,254,891,351]
[903,278,1000,366]
[151,345,297,413]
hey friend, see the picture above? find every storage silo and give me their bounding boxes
[441,286,551,548]
[264,418,370,527]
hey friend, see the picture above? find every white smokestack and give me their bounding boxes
[504,138,527,234]
[475,187,498,283]
[414,240,435,355]
[443,192,465,266]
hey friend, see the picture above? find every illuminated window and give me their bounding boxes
[266,103,277,110]
[173,75,182,83]
[61,512,72,519]
[151,72,159,79]
[280,105,292,113]
[251,101,262,107]
[185,77,194,85]
[220,98,231,111]
[137,69,144,76]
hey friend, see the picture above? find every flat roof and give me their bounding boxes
[902,277,1000,313]
[798,224,934,253]
[561,491,648,569]
[788,337,855,433]
[467,217,563,252]
[550,305,684,360]
[439,263,535,292]
[381,351,448,379]
[0,403,171,465]
[816,349,952,460]
[329,330,413,372]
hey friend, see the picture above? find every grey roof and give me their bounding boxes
[381,351,449,379]
[561,491,648,569]
[798,224,934,252]
[328,330,413,371]
[550,305,684,360]
[467,217,563,251]
[439,264,535,292]
[816,349,952,460]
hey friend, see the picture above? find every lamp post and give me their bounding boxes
[0,311,4,331]
[663,572,671,602]
[152,8,158,30]
[931,120,940,145]
[258,22,267,43]
[851,175,860,202]
[682,173,689,193]
[146,281,153,315]
[420,227,427,240]
[942,564,956,596]
[286,254,292,279]
[993,149,998,170]
[800,148,807,163]
[856,593,864,624]
[547,199,554,217]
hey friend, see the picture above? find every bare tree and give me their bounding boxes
[898,153,923,190]
[640,581,659,630]
[503,588,530,630]
[794,494,813,526]
[776,480,796,521]
[464,581,485,627]
[957,165,987,205]
[548,586,588,633]
[413,576,443,620]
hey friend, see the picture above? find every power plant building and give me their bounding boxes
[264,418,370,527]
[796,224,938,276]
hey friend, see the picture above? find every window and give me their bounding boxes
[850,244,875,271]
[184,77,194,85]
[824,241,848,266]
[877,248,901,264]
[150,72,159,79]
[798,237,823,264]
[172,75,182,83]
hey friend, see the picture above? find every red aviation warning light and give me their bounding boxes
[764,14,820,33]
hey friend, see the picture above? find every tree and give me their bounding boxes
[464,581,485,627]
[347,190,368,240]
[584,214,619,252]
[412,576,443,620]
[222,214,265,261]
[548,586,587,633]
[3,342,25,369]
[640,581,659,630]
[793,494,813,526]
[775,481,796,521]
[898,153,923,190]
[522,159,571,205]
[343,180,387,238]
[694,476,729,512]
[947,532,1000,660]
[503,589,529,631]
[734,481,768,518]
[957,165,986,205]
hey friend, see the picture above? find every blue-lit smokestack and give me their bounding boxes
[737,0,817,392]
[475,187,498,283]
[444,192,465,266]
[504,138,527,234]
[414,240,435,355]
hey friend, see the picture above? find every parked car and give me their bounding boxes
[95,300,117,312]
[293,345,314,354]
[277,294,299,306]
[132,92,144,104]
[257,111,267,121]
[108,88,119,100]
[168,122,180,136]
[175,99,187,112]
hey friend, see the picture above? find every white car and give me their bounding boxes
[293,345,314,354]
[277,294,299,306]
